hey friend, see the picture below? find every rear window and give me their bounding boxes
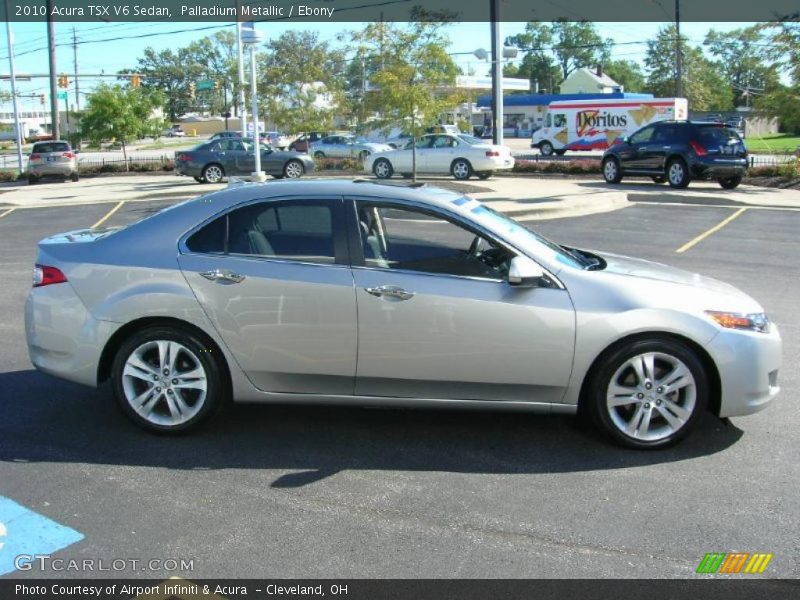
[695,125,742,145]
[33,142,70,153]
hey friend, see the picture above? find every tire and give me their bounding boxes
[539,141,554,156]
[477,171,493,180]
[201,163,225,184]
[718,175,742,190]
[651,176,666,184]
[666,158,691,189]
[283,159,304,179]
[584,337,709,449]
[194,176,206,183]
[554,149,567,156]
[111,326,228,434]
[401,173,412,179]
[28,175,38,185]
[313,151,325,159]
[359,150,370,161]
[451,158,473,180]
[602,157,623,184]
[373,158,394,179]
[70,173,79,182]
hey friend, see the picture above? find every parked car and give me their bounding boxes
[164,125,186,138]
[26,140,78,184]
[310,135,392,160]
[25,180,781,448]
[364,133,515,180]
[601,121,748,190]
[263,131,290,149]
[209,131,243,141]
[174,138,315,183]
[288,132,328,153]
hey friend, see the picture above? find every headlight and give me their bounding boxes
[705,311,770,333]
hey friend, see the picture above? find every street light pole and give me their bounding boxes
[4,1,24,175]
[235,0,247,139]
[241,22,266,182]
[491,3,503,146]
[675,0,683,98]
[46,0,59,140]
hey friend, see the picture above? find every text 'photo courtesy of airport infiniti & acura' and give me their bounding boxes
[25,180,781,448]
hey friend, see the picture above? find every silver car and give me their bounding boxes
[25,181,781,448]
[27,140,79,184]
[310,135,392,160]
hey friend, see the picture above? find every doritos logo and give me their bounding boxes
[577,110,628,137]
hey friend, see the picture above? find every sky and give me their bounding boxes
[1,20,752,112]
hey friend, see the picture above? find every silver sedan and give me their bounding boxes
[25,180,781,448]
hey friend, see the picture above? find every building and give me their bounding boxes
[475,92,654,137]
[560,66,623,95]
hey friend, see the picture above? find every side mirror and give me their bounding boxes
[507,256,546,288]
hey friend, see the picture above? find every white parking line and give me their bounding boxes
[91,201,125,229]
[0,208,15,219]
[675,207,748,254]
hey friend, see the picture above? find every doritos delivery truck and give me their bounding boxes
[531,97,688,156]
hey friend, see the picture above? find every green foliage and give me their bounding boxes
[645,25,733,110]
[602,60,646,93]
[80,84,164,158]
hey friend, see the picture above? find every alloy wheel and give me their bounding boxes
[605,351,697,442]
[121,340,208,427]
[203,165,224,183]
[452,160,471,180]
[604,160,618,181]
[284,160,303,178]
[668,162,685,186]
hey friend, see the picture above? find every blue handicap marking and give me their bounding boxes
[0,495,84,576]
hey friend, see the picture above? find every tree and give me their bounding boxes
[349,21,462,179]
[505,22,561,92]
[80,84,164,166]
[603,59,646,93]
[705,26,780,107]
[257,30,348,133]
[134,47,195,122]
[645,25,733,111]
[756,22,800,133]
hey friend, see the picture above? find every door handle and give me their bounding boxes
[200,269,245,284]
[364,285,415,301]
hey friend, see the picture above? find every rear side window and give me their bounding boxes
[696,126,742,145]
[186,215,226,253]
[33,142,70,153]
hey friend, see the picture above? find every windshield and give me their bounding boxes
[466,201,590,269]
[457,134,483,145]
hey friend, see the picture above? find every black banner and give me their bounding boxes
[1,579,800,600]
[1,0,799,23]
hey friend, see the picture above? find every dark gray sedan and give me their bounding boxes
[175,138,315,183]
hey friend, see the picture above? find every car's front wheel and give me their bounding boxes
[313,151,325,159]
[666,158,691,189]
[373,158,394,179]
[283,159,304,179]
[201,163,224,184]
[111,326,228,434]
[585,337,709,449]
[451,158,473,180]
[602,157,623,184]
[539,141,554,156]
[718,175,742,190]
[476,171,493,180]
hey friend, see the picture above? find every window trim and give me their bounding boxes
[179,196,350,266]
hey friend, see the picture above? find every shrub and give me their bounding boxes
[0,169,23,182]
[513,159,602,175]
[314,157,363,172]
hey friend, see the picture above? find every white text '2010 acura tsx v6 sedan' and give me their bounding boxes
[25,180,781,448]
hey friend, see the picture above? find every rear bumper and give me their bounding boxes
[28,163,77,177]
[690,157,748,179]
[25,283,118,388]
[706,324,782,418]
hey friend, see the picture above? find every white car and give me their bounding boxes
[263,131,290,149]
[364,133,515,180]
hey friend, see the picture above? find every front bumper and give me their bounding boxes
[706,323,782,418]
[25,283,119,388]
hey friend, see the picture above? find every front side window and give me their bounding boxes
[629,125,656,144]
[185,202,336,264]
[356,204,512,280]
[553,113,567,128]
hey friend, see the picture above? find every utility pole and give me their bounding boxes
[490,0,502,145]
[72,27,80,111]
[4,0,24,175]
[46,0,59,140]
[235,0,247,139]
[675,0,683,98]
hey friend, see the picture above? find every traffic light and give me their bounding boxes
[188,81,196,99]
[58,74,69,88]
[214,80,221,92]
[131,75,141,88]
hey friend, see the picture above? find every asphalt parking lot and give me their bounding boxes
[0,190,798,579]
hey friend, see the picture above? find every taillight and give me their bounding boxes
[177,154,192,161]
[689,140,708,156]
[485,150,500,157]
[30,153,40,160]
[62,152,76,159]
[33,264,68,287]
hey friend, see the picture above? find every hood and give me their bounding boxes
[594,251,764,313]
[360,142,393,151]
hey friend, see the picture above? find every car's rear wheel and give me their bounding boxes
[585,337,708,449]
[314,151,325,159]
[540,141,554,156]
[194,176,206,183]
[602,157,623,184]
[666,158,691,189]
[554,149,567,156]
[70,173,79,182]
[111,326,227,434]
[359,150,370,161]
[28,175,38,185]
[201,163,224,184]
[476,171,493,180]
[283,159,304,179]
[451,158,473,180]
[651,176,666,184]
[373,158,394,179]
[718,175,742,190]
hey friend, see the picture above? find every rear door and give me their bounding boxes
[178,197,357,395]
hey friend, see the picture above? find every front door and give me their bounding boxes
[178,198,357,395]
[349,200,576,403]
[621,123,659,171]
